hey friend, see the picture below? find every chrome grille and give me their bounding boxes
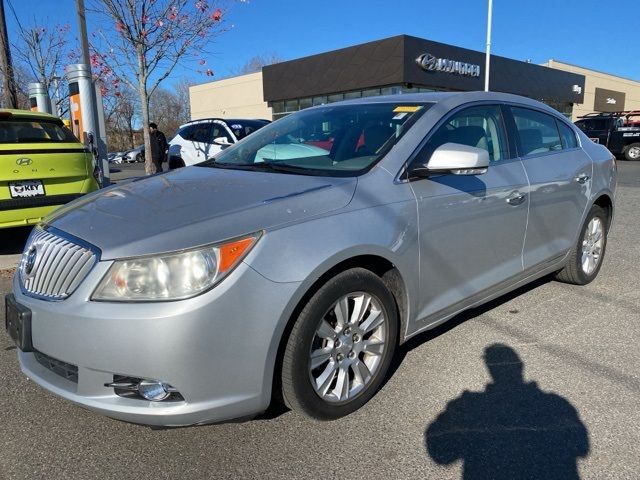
[19,228,97,300]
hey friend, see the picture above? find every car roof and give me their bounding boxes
[0,109,61,121]
[326,91,566,118]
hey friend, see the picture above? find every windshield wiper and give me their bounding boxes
[205,161,331,176]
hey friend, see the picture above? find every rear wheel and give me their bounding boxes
[555,205,607,285]
[623,143,640,161]
[281,268,398,420]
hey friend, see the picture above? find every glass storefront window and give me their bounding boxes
[313,96,327,106]
[271,101,284,114]
[328,93,344,103]
[343,91,362,100]
[284,99,299,112]
[361,88,381,97]
[299,98,313,110]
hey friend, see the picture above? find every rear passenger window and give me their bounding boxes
[180,124,211,143]
[557,121,578,149]
[212,125,233,143]
[511,107,562,157]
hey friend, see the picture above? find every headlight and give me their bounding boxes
[92,233,260,301]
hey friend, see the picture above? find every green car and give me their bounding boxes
[0,109,99,229]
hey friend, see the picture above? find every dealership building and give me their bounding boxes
[189,35,639,122]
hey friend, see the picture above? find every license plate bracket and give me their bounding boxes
[9,180,45,198]
[5,294,33,352]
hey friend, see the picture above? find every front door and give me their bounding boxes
[409,104,529,326]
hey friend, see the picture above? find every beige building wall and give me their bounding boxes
[543,60,640,120]
[189,72,272,120]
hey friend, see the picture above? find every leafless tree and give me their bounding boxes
[104,86,138,151]
[149,80,191,137]
[89,0,232,174]
[9,17,78,115]
[234,53,284,76]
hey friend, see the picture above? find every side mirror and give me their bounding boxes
[413,143,490,177]
[213,137,232,146]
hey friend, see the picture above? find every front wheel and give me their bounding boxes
[555,205,608,285]
[281,268,398,420]
[623,143,640,161]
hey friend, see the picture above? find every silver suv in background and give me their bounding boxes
[6,92,616,426]
[168,118,269,168]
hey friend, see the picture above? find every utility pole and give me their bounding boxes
[0,0,18,108]
[484,0,493,92]
[74,0,109,186]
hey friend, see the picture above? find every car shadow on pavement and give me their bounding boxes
[424,343,590,479]
[386,274,553,383]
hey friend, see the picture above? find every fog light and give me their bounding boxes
[137,380,171,401]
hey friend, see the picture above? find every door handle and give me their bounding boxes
[506,191,527,206]
[575,174,590,184]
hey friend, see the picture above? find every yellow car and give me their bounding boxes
[0,109,100,229]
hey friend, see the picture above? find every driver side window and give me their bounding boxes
[425,105,509,163]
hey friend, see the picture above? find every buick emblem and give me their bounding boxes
[16,157,32,166]
[24,247,37,276]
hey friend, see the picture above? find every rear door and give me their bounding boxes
[175,122,213,165]
[508,106,592,270]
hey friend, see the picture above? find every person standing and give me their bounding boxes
[149,122,168,173]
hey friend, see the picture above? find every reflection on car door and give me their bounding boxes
[509,107,592,270]
[409,105,529,329]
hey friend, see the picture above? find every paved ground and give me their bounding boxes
[0,163,638,480]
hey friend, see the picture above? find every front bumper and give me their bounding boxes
[12,261,300,426]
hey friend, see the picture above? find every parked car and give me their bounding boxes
[168,118,269,168]
[574,111,640,161]
[123,145,144,163]
[108,152,126,164]
[6,92,616,426]
[0,109,100,230]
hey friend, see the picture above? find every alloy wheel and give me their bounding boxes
[581,217,604,276]
[308,292,387,403]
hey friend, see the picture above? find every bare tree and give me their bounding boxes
[149,80,191,137]
[9,17,78,115]
[89,0,232,174]
[234,53,284,76]
[104,86,138,151]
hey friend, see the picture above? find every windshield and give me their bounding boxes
[0,118,79,143]
[200,102,430,176]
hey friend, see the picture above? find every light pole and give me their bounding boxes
[484,0,493,92]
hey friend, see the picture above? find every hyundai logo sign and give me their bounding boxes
[416,53,481,78]
[16,158,32,166]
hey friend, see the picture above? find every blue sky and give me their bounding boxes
[5,0,640,87]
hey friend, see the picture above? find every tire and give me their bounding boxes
[169,156,185,170]
[623,143,640,161]
[281,268,398,420]
[555,205,608,285]
[136,153,143,163]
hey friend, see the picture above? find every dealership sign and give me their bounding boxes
[416,53,481,78]
[594,87,626,112]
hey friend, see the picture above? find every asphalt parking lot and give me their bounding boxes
[1,162,639,480]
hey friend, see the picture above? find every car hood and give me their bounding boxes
[45,166,357,259]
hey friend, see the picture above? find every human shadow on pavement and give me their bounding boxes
[425,343,589,480]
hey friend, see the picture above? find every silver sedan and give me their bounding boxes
[6,92,616,426]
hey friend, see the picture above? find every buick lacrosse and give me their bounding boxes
[6,92,616,426]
